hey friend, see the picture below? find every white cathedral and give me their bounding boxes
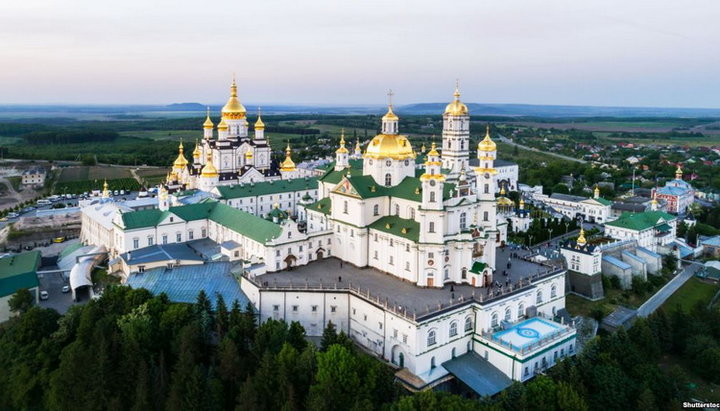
[92,84,574,394]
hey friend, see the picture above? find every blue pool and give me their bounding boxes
[492,317,564,351]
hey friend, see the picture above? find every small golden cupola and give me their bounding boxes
[192,139,201,160]
[221,77,247,120]
[173,141,189,168]
[576,226,587,245]
[675,164,683,180]
[254,109,265,130]
[478,124,497,153]
[336,129,349,154]
[201,152,219,178]
[203,107,214,129]
[365,93,415,160]
[280,143,296,172]
[102,179,109,199]
[444,83,469,116]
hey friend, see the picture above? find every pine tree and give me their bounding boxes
[215,293,229,338]
[320,321,338,351]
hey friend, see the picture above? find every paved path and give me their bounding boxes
[637,264,701,317]
[497,136,587,164]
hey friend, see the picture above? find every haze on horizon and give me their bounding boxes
[1,0,719,109]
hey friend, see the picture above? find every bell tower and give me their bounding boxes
[441,82,470,175]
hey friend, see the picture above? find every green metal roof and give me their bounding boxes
[119,201,282,244]
[605,211,676,231]
[215,177,317,199]
[0,251,41,297]
[306,197,331,215]
[594,197,612,206]
[369,215,420,242]
[318,160,364,185]
[470,261,487,274]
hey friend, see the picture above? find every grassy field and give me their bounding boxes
[662,277,718,312]
[58,166,133,182]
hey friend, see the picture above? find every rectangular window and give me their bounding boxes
[311,305,318,312]
[188,230,194,240]
[133,238,139,249]
[176,233,181,243]
[402,334,408,344]
[292,305,298,312]
[331,306,337,313]
[273,305,280,311]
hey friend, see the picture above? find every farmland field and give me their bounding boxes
[58,166,133,182]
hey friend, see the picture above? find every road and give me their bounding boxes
[497,136,587,164]
[637,263,702,317]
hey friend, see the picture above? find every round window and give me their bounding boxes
[429,180,436,187]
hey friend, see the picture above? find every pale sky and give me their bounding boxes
[1,0,719,107]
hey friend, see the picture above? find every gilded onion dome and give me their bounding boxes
[173,141,189,167]
[192,139,201,159]
[478,124,497,153]
[675,165,683,179]
[221,77,247,120]
[217,118,229,131]
[444,84,469,116]
[576,226,587,245]
[201,152,219,177]
[497,196,514,206]
[280,143,296,171]
[336,129,349,154]
[426,141,440,159]
[594,184,600,197]
[255,109,265,130]
[245,150,253,160]
[203,107,214,129]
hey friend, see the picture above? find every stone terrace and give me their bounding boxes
[245,246,564,322]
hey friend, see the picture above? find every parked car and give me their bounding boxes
[62,285,70,293]
[40,291,49,300]
[7,212,19,218]
[53,236,66,243]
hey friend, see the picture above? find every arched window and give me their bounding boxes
[465,316,473,332]
[449,321,458,337]
[484,184,489,194]
[428,222,435,233]
[460,212,467,229]
[452,347,456,358]
[429,191,436,202]
[491,312,499,327]
[373,204,379,216]
[427,330,436,346]
[395,204,399,215]
[343,201,349,214]
[431,356,436,368]
[385,173,392,186]
[410,208,415,219]
[483,211,489,221]
[536,290,543,304]
[461,268,467,279]
[505,307,511,322]
[551,284,558,298]
[518,303,525,318]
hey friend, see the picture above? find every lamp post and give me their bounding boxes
[565,222,570,234]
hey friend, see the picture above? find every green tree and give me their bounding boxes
[320,321,338,351]
[8,288,34,313]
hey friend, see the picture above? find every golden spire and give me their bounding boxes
[336,129,349,154]
[192,139,201,158]
[427,141,440,157]
[500,184,506,195]
[382,89,398,121]
[576,226,587,245]
[675,164,683,179]
[594,184,600,198]
[203,106,214,129]
[201,152,218,177]
[102,179,109,198]
[478,124,496,153]
[280,142,296,172]
[255,108,265,130]
[421,143,426,153]
[354,139,361,152]
[519,197,525,209]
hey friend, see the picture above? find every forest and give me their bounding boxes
[1,284,718,410]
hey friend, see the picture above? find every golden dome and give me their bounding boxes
[217,118,228,130]
[519,198,525,206]
[245,150,253,159]
[576,227,587,245]
[173,141,189,167]
[382,105,399,121]
[478,125,496,153]
[364,133,415,160]
[280,143,296,172]
[201,152,218,177]
[427,141,440,157]
[675,165,683,179]
[497,196,514,206]
[255,112,265,130]
[336,129,349,154]
[192,139,201,158]
[500,184,506,195]
[203,107,214,129]
[221,78,247,119]
[444,85,469,116]
[354,139,361,152]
